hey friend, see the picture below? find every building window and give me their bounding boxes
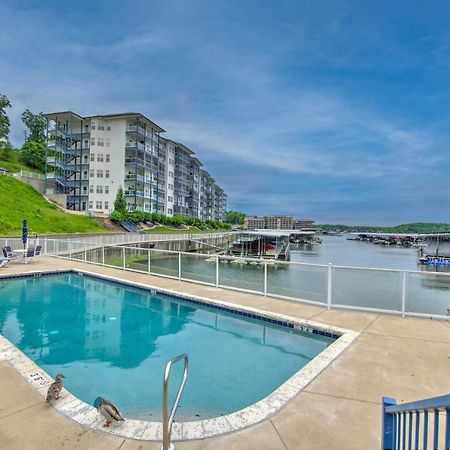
[90,138,95,146]
[96,185,103,194]
[168,196,173,202]
[96,201,102,209]
[105,170,110,179]
[105,154,110,162]
[84,140,89,148]
[97,153,104,162]
[97,138,104,147]
[89,201,93,209]
[107,126,111,131]
[106,139,110,147]
[89,169,94,178]
[168,208,173,215]
[83,186,87,193]
[104,201,109,209]
[169,171,174,178]
[97,169,103,178]
[91,124,96,130]
[89,185,94,194]
[168,183,173,190]
[105,186,109,194]
[90,153,95,161]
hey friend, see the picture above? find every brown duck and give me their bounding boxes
[94,397,125,427]
[46,373,65,402]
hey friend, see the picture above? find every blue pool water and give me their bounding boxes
[0,273,334,420]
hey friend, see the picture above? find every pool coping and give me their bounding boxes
[0,268,360,441]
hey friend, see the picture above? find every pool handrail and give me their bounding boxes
[162,353,189,450]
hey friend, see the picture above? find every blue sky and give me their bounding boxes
[1,0,450,225]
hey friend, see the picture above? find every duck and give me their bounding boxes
[46,373,65,402]
[94,397,125,427]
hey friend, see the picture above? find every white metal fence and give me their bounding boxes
[5,238,443,321]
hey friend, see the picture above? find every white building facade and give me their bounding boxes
[44,111,227,220]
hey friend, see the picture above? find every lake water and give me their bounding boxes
[290,235,423,270]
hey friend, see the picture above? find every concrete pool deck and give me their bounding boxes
[0,257,449,450]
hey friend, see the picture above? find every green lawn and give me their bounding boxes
[0,175,106,235]
[143,225,226,234]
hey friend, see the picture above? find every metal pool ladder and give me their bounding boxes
[162,353,189,450]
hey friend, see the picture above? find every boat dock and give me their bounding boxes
[229,229,316,261]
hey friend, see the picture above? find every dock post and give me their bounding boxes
[327,263,332,309]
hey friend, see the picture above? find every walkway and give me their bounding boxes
[0,257,449,449]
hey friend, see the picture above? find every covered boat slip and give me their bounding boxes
[229,230,316,260]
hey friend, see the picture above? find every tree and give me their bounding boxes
[113,186,128,214]
[20,140,46,171]
[225,210,246,225]
[0,141,13,161]
[0,94,12,142]
[22,109,47,143]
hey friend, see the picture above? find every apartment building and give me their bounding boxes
[244,216,266,230]
[265,215,294,230]
[244,215,295,230]
[44,111,227,220]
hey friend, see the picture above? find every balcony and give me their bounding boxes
[126,141,145,151]
[126,125,146,136]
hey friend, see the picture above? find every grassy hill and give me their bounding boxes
[0,175,106,235]
[143,225,227,234]
[0,150,43,174]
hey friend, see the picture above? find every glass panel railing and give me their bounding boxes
[406,272,450,317]
[218,256,264,293]
[267,262,327,304]
[149,250,179,278]
[180,253,216,285]
[124,247,149,272]
[103,246,125,269]
[85,248,102,264]
[332,267,403,311]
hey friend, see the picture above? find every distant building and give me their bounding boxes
[265,215,293,230]
[244,215,296,230]
[293,218,315,230]
[244,216,266,230]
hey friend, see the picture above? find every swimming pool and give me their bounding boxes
[0,269,357,439]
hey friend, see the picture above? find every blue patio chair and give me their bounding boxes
[0,259,9,268]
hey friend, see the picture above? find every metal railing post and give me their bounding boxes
[122,247,126,270]
[148,248,151,274]
[84,247,87,262]
[102,246,105,266]
[215,256,219,287]
[264,261,268,297]
[162,354,189,450]
[401,272,407,317]
[69,240,72,259]
[56,239,59,256]
[44,238,47,255]
[327,263,332,310]
[178,252,181,281]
